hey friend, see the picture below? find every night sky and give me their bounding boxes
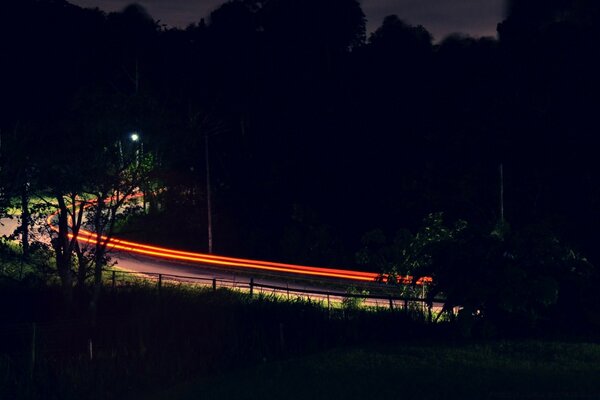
[70,0,505,40]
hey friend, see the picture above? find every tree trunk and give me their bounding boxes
[90,253,105,323]
[75,242,88,289]
[89,196,107,325]
[20,184,30,260]
[54,196,74,307]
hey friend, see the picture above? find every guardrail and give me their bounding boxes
[106,268,444,311]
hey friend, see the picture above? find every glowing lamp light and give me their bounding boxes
[130,132,140,142]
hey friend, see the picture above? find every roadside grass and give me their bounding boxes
[0,238,55,281]
[1,274,599,400]
[2,240,598,400]
[0,280,442,400]
[105,268,432,313]
[4,196,56,216]
[101,267,151,286]
[150,341,600,400]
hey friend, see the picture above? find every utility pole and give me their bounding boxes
[135,58,139,95]
[0,129,4,212]
[499,163,505,223]
[0,129,3,203]
[205,133,213,254]
[21,181,30,259]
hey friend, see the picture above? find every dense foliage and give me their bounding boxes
[1,0,599,332]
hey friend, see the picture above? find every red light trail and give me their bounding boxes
[46,195,432,285]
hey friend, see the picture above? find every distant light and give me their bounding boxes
[130,132,140,142]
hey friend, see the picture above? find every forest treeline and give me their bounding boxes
[1,0,599,269]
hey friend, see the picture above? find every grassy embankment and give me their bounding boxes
[2,241,599,400]
[0,274,437,400]
[153,341,600,400]
[2,273,599,400]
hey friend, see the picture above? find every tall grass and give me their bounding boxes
[0,280,438,400]
[154,341,600,400]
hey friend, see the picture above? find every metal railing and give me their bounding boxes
[105,268,444,311]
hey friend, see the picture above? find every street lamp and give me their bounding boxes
[129,132,143,165]
[118,132,141,167]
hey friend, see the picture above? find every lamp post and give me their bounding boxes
[499,163,504,223]
[129,132,146,212]
[130,132,143,167]
[119,132,142,166]
[205,133,213,254]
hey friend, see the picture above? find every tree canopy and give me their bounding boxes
[0,0,598,297]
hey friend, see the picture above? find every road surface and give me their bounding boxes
[1,215,436,310]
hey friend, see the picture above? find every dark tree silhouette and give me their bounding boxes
[0,0,598,319]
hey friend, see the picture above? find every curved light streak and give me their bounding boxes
[46,195,432,285]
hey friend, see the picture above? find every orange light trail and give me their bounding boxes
[47,195,432,285]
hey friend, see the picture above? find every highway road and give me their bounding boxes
[0,218,18,239]
[101,251,412,308]
[1,214,435,309]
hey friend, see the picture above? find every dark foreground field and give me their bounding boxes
[1,277,599,400]
[153,341,600,400]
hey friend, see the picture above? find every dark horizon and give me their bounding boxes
[1,1,600,398]
[70,0,505,40]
